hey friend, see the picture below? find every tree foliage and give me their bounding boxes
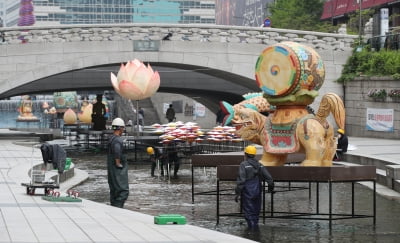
[268,0,336,32]
[346,9,375,35]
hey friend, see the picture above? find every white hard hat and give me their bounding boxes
[111,118,125,128]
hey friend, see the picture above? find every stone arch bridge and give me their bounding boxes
[0,24,356,112]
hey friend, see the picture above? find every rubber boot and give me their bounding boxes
[151,162,156,177]
[160,162,165,176]
[173,163,180,179]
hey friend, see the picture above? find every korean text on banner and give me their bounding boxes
[366,108,394,132]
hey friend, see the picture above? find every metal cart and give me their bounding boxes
[21,144,60,195]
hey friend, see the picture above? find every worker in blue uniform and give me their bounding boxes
[235,145,274,231]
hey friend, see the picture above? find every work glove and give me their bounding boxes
[234,195,240,203]
[267,183,275,193]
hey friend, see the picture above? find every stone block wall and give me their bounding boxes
[344,77,400,139]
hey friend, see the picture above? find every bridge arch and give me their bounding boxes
[0,24,357,112]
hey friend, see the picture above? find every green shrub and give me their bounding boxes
[367,88,387,98]
[388,89,400,98]
[336,49,400,83]
[392,73,400,80]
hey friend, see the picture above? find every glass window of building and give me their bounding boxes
[9,0,216,26]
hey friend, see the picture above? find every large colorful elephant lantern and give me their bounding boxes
[222,42,345,166]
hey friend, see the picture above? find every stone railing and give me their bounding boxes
[0,23,357,50]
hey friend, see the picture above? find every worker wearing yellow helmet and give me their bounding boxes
[244,145,257,156]
[334,128,348,161]
[147,147,154,155]
[147,146,167,177]
[147,146,156,177]
[235,145,274,232]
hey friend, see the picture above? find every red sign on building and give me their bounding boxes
[321,0,393,20]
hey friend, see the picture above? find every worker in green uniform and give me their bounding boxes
[107,117,129,208]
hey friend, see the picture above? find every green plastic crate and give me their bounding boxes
[154,214,186,225]
[65,158,72,170]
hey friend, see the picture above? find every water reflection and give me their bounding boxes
[71,152,400,243]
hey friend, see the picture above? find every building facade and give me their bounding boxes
[33,0,135,25]
[215,0,274,27]
[2,0,215,27]
[0,2,3,27]
[2,0,20,27]
[321,0,400,29]
[132,0,214,24]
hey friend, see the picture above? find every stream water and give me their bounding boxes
[68,151,400,243]
[0,98,115,129]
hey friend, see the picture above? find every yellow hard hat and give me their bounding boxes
[337,128,345,134]
[146,147,154,155]
[244,145,257,155]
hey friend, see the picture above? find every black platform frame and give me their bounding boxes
[191,153,305,203]
[216,165,376,228]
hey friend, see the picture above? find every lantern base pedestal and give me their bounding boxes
[16,119,40,128]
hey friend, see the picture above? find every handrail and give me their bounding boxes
[0,23,357,46]
[368,33,400,51]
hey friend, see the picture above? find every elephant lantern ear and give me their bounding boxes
[220,101,234,126]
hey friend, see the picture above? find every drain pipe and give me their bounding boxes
[342,82,346,107]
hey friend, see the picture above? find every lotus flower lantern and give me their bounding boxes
[78,103,93,123]
[63,108,77,125]
[111,59,160,100]
[111,59,160,136]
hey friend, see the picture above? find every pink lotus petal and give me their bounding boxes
[145,72,160,94]
[147,63,155,74]
[118,80,144,100]
[132,59,142,66]
[134,65,153,89]
[125,61,140,80]
[117,63,128,82]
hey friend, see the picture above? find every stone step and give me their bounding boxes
[115,97,160,126]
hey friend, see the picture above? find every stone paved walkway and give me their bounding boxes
[0,138,255,243]
[1,131,400,242]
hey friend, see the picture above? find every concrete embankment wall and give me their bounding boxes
[344,77,400,139]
